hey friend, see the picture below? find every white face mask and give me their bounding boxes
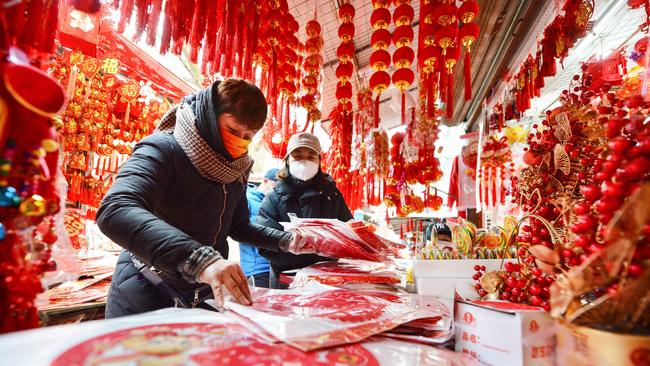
[289,160,319,181]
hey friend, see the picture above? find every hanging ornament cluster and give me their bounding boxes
[301,15,324,125]
[369,0,392,127]
[0,55,70,333]
[335,3,356,111]
[478,135,514,210]
[361,86,390,208]
[417,0,479,121]
[391,0,415,124]
[347,89,376,211]
[1,0,62,59]
[50,51,165,218]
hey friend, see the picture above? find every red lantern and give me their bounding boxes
[337,42,355,63]
[336,82,353,104]
[393,4,414,26]
[305,37,324,54]
[393,46,415,68]
[302,76,317,93]
[444,46,461,119]
[339,3,356,22]
[336,62,354,82]
[421,1,436,24]
[371,29,392,50]
[371,50,392,71]
[459,22,480,101]
[392,68,414,91]
[420,45,440,73]
[370,71,391,94]
[338,22,355,42]
[371,8,392,29]
[459,1,479,23]
[392,25,414,47]
[433,4,458,26]
[435,25,458,55]
[420,22,438,46]
[306,20,321,38]
[372,0,390,8]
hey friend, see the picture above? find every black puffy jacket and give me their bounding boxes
[257,172,353,275]
[96,132,288,314]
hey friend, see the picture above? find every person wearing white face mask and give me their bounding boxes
[256,132,353,288]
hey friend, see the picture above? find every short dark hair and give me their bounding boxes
[214,79,268,130]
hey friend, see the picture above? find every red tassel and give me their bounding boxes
[236,8,245,76]
[244,8,259,80]
[160,9,172,54]
[401,91,406,124]
[464,51,472,101]
[426,72,434,118]
[446,72,454,119]
[20,0,45,48]
[118,0,135,33]
[134,0,148,41]
[439,66,447,102]
[147,0,162,46]
[42,0,60,53]
[189,0,208,64]
[374,94,380,128]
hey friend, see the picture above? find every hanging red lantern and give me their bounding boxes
[459,1,479,24]
[393,47,415,68]
[336,62,354,83]
[371,8,392,29]
[421,1,436,24]
[306,20,321,38]
[371,50,392,71]
[339,3,356,22]
[336,82,353,104]
[372,0,391,8]
[420,45,440,73]
[444,46,461,119]
[371,29,392,50]
[338,22,355,42]
[433,4,458,26]
[435,25,458,55]
[392,25,414,47]
[305,37,324,54]
[420,22,439,46]
[370,71,391,93]
[302,76,318,93]
[393,4,414,26]
[337,42,355,63]
[459,22,480,101]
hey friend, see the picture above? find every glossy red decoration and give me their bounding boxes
[372,0,391,8]
[337,42,355,63]
[392,68,415,91]
[433,4,458,26]
[336,62,354,82]
[420,45,440,73]
[435,25,458,54]
[306,20,322,38]
[336,82,353,103]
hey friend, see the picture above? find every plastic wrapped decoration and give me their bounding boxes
[42,308,476,366]
[225,284,450,351]
[291,260,401,288]
[283,217,400,262]
[477,135,514,210]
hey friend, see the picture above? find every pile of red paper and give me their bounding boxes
[285,218,400,262]
[291,261,401,288]
[226,284,451,351]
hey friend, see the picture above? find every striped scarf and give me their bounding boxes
[156,104,253,184]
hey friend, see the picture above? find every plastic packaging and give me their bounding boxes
[226,284,450,351]
[284,216,400,262]
[291,260,401,288]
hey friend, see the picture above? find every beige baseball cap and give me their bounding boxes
[285,132,322,158]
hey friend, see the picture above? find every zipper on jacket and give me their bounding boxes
[191,289,200,308]
[212,185,228,246]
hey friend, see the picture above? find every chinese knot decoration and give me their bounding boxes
[478,135,513,210]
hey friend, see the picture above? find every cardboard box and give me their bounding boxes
[454,300,556,366]
[556,320,650,366]
[414,259,513,299]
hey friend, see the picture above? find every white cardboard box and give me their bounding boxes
[454,300,556,366]
[413,259,513,299]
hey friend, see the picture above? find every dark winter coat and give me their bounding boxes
[97,88,288,317]
[257,171,353,277]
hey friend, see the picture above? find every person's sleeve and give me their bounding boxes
[336,189,354,221]
[256,193,285,230]
[96,139,221,282]
[229,190,291,250]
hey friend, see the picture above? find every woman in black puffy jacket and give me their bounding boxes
[257,132,353,288]
[97,80,294,317]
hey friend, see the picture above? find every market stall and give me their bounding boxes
[0,0,649,365]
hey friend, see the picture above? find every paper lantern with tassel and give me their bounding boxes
[392,68,415,124]
[433,3,458,26]
[306,20,321,38]
[459,22,480,101]
[444,46,461,119]
[435,25,458,55]
[420,22,439,46]
[393,4,414,26]
[339,3,356,22]
[336,62,354,83]
[336,82,353,105]
[338,22,355,42]
[393,47,415,68]
[392,25,414,47]
[337,42,355,63]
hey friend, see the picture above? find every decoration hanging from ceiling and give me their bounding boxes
[369,0,392,128]
[301,13,324,128]
[391,0,415,125]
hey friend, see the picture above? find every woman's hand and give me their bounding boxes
[199,259,252,307]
